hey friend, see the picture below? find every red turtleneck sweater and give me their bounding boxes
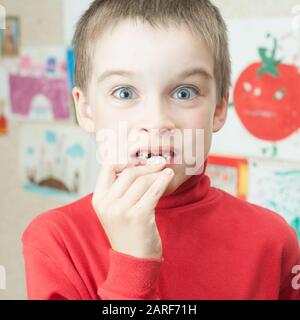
[22,160,300,300]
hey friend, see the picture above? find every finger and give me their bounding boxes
[114,162,128,175]
[119,171,161,209]
[106,156,167,201]
[93,163,118,202]
[134,167,175,212]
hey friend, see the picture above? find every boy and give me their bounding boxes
[22,0,300,300]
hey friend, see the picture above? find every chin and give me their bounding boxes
[162,185,175,197]
[162,172,183,196]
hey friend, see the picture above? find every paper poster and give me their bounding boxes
[206,155,248,199]
[4,46,72,121]
[0,16,20,57]
[211,18,300,161]
[247,158,300,240]
[9,75,71,120]
[19,124,98,202]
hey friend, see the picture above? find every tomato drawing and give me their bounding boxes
[233,34,300,141]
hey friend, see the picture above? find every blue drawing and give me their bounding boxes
[66,48,75,90]
[274,170,300,176]
[26,146,34,155]
[66,143,84,158]
[45,130,57,144]
[46,57,57,74]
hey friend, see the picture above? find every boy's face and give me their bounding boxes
[73,18,228,196]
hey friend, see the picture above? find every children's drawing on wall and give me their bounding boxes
[234,33,299,142]
[19,124,95,201]
[0,16,20,57]
[247,158,300,240]
[206,155,248,200]
[211,18,300,162]
[5,46,72,121]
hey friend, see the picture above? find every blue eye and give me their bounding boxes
[173,87,198,100]
[112,86,199,100]
[112,87,135,99]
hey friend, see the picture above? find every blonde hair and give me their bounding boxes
[72,0,231,102]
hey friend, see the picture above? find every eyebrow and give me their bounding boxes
[97,67,213,83]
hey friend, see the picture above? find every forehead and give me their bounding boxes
[92,18,214,80]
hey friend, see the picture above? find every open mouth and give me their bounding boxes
[130,146,177,165]
[135,150,175,161]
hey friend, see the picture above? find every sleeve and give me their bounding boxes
[97,248,163,300]
[22,212,164,300]
[278,226,300,300]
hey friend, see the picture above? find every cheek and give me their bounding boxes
[182,102,213,126]
[183,107,214,162]
[90,97,138,131]
[90,97,120,131]
[93,109,114,128]
[88,84,114,125]
[181,108,213,147]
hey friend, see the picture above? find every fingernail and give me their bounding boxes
[163,168,174,175]
[146,156,166,165]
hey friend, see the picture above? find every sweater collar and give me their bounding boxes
[155,159,210,210]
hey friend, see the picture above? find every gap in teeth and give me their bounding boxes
[136,151,172,160]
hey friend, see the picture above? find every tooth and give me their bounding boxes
[137,150,173,161]
[162,153,171,160]
[137,151,149,160]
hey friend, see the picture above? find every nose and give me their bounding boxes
[138,100,176,136]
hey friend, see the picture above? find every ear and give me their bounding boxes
[212,91,229,133]
[72,86,95,133]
